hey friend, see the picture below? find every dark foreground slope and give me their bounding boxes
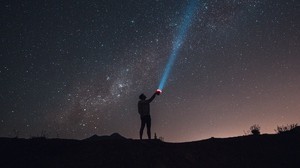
[1,131,299,168]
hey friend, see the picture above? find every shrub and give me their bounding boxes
[275,123,298,134]
[12,129,19,138]
[159,136,164,141]
[250,124,261,136]
[30,130,48,140]
[243,130,251,136]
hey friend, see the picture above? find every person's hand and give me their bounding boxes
[156,89,162,95]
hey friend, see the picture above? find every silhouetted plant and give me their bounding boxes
[159,136,164,141]
[250,124,260,136]
[40,129,48,138]
[275,123,298,134]
[30,130,48,140]
[12,128,19,138]
[243,130,251,136]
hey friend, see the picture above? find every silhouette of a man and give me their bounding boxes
[138,91,159,140]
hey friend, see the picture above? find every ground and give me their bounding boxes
[1,129,300,168]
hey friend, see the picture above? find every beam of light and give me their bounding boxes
[158,0,199,91]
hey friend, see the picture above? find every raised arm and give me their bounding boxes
[147,93,157,103]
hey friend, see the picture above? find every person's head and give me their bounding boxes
[139,94,146,100]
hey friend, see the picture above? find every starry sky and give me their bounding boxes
[1,0,299,142]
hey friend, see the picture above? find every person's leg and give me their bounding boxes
[146,116,151,139]
[140,117,146,140]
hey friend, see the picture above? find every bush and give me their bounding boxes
[30,130,48,140]
[250,124,261,136]
[275,123,298,134]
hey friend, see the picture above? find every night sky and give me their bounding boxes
[1,0,299,142]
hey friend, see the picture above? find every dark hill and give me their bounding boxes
[0,130,299,168]
[84,133,127,141]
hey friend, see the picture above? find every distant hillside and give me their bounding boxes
[84,133,127,141]
[1,129,299,168]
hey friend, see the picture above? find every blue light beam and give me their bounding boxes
[158,0,199,90]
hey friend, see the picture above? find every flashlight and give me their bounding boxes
[156,89,162,95]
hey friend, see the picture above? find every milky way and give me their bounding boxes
[1,0,299,142]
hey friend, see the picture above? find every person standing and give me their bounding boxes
[138,91,160,140]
